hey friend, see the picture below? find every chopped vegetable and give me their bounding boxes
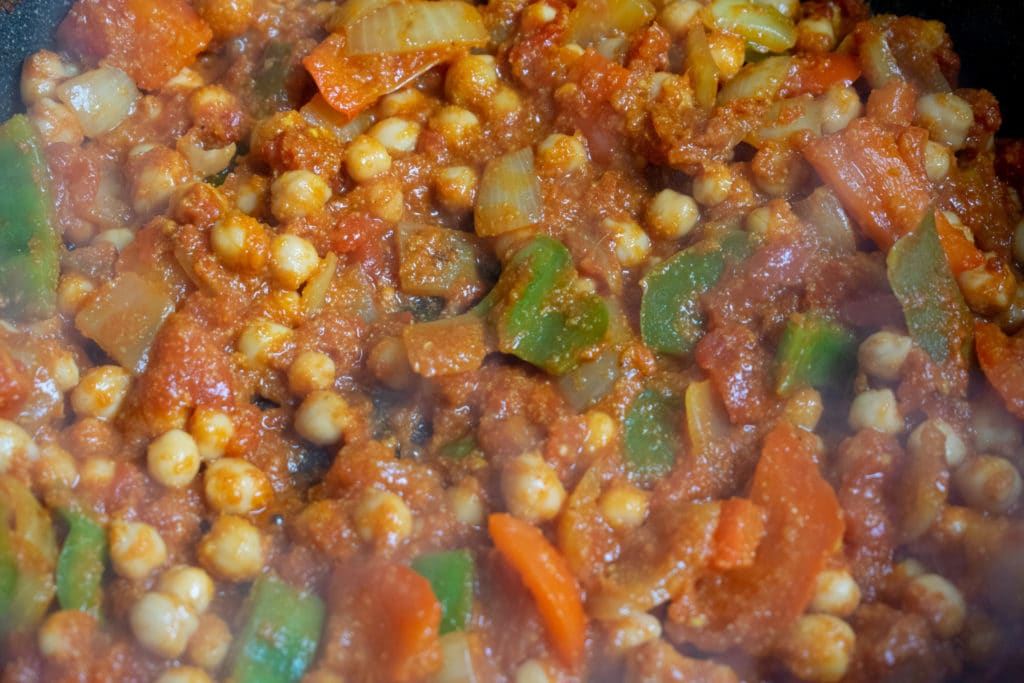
[0,476,57,633]
[346,1,489,55]
[0,115,60,321]
[253,42,296,117]
[711,498,766,570]
[780,53,860,97]
[567,0,656,48]
[886,212,973,366]
[439,434,477,459]
[934,211,985,276]
[403,312,489,377]
[793,186,855,254]
[433,632,483,683]
[705,0,797,54]
[474,148,542,237]
[684,379,730,457]
[364,564,444,682]
[229,574,325,683]
[412,550,475,634]
[398,224,486,299]
[975,321,1024,420]
[687,24,720,109]
[718,55,790,103]
[489,513,587,667]
[773,312,856,396]
[624,389,681,482]
[56,509,107,617]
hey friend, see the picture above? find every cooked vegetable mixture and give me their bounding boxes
[4,0,1024,680]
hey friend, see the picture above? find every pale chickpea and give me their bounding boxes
[776,614,855,683]
[604,217,652,269]
[447,479,485,527]
[71,365,131,420]
[428,106,481,149]
[80,457,117,489]
[606,611,662,654]
[368,117,421,154]
[599,483,650,531]
[810,568,861,617]
[354,489,413,546]
[156,666,214,683]
[583,410,617,454]
[367,336,413,391]
[924,140,952,182]
[288,351,336,397]
[907,418,966,469]
[377,88,428,118]
[294,390,354,445]
[35,443,79,492]
[916,92,974,150]
[0,419,39,474]
[269,233,320,290]
[345,134,392,183]
[693,163,734,207]
[521,1,557,30]
[271,170,332,223]
[195,0,254,39]
[94,228,135,251]
[38,610,96,663]
[848,388,903,435]
[902,573,966,639]
[514,658,551,683]
[536,133,588,175]
[189,408,235,461]
[128,145,193,216]
[955,454,1022,514]
[857,331,912,382]
[57,273,96,314]
[434,166,478,212]
[237,318,294,365]
[21,49,78,106]
[210,212,270,272]
[130,592,199,659]
[158,565,215,614]
[820,85,862,135]
[645,189,700,241]
[109,519,168,580]
[204,457,273,515]
[147,429,202,489]
[198,515,265,581]
[501,451,566,524]
[187,613,232,671]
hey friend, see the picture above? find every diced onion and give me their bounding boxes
[432,632,482,683]
[717,55,791,103]
[302,251,338,316]
[859,30,903,89]
[328,0,401,31]
[568,0,656,48]
[748,94,822,146]
[301,94,374,142]
[346,1,489,56]
[55,66,139,138]
[687,25,720,109]
[474,147,542,237]
[705,0,797,54]
[794,187,856,254]
[685,380,730,457]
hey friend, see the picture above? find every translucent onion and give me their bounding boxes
[705,0,797,54]
[433,632,483,683]
[687,24,720,109]
[474,147,542,237]
[747,94,822,146]
[567,0,656,48]
[346,1,489,56]
[684,380,730,457]
[300,93,374,143]
[301,251,338,316]
[858,30,903,89]
[717,55,791,103]
[55,66,139,138]
[794,187,856,255]
[327,0,400,31]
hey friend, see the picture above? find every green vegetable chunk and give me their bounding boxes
[56,509,107,617]
[490,235,609,375]
[774,313,856,396]
[0,476,57,633]
[624,389,681,481]
[887,212,973,366]
[411,549,475,634]
[641,232,751,355]
[230,574,325,683]
[0,115,60,320]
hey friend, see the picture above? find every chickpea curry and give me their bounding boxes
[3,0,1024,681]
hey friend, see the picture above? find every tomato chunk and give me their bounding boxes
[975,321,1024,420]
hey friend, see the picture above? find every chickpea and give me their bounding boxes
[810,569,861,617]
[907,418,966,469]
[210,212,270,272]
[147,429,202,489]
[354,489,413,546]
[848,388,903,435]
[924,140,952,182]
[271,170,332,223]
[515,659,551,683]
[157,565,215,614]
[204,457,273,514]
[902,573,966,638]
[447,479,485,527]
[955,454,1022,514]
[237,318,294,365]
[501,451,566,524]
[782,386,824,431]
[645,189,700,241]
[428,106,481,150]
[71,365,131,421]
[130,592,199,659]
[38,610,96,663]
[820,85,862,134]
[606,611,662,654]
[270,234,320,290]
[294,390,354,445]
[195,0,254,39]
[583,410,617,454]
[128,145,193,216]
[30,97,84,146]
[288,351,336,397]
[198,515,265,581]
[658,0,702,36]
[434,166,478,212]
[776,614,855,683]
[109,519,168,580]
[0,419,39,474]
[368,117,421,154]
[916,93,974,150]
[693,163,734,207]
[605,217,652,268]
[345,135,392,183]
[536,133,588,176]
[187,613,232,671]
[857,331,912,382]
[189,408,235,461]
[21,49,78,106]
[599,483,650,531]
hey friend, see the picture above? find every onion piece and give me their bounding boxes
[346,1,489,56]
[474,148,542,237]
[567,0,656,48]
[55,66,139,138]
[433,632,483,683]
[327,0,401,31]
[794,187,856,255]
[300,94,374,143]
[705,0,797,55]
[685,380,730,458]
[717,55,791,103]
[747,94,822,146]
[302,251,338,316]
[686,24,720,109]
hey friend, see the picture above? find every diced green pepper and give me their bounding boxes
[774,313,856,396]
[624,389,681,482]
[489,235,609,375]
[640,232,751,355]
[439,435,477,459]
[56,509,107,618]
[229,574,325,683]
[0,476,57,633]
[254,42,296,116]
[0,115,60,320]
[887,212,973,366]
[411,549,475,634]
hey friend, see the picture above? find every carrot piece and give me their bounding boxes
[57,0,212,90]
[803,118,933,250]
[711,498,766,571]
[975,321,1024,420]
[489,513,588,667]
[366,564,443,682]
[781,53,861,97]
[303,33,460,120]
[934,211,985,275]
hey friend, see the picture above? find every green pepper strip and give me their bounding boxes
[489,235,609,375]
[886,211,973,366]
[624,389,682,482]
[411,549,475,634]
[56,509,107,618]
[229,574,325,683]
[774,312,856,396]
[0,115,60,320]
[640,232,752,356]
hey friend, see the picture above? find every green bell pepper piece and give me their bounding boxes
[411,549,475,634]
[229,574,325,683]
[439,435,477,459]
[774,313,856,396]
[254,42,295,117]
[624,389,681,482]
[0,115,60,320]
[56,509,107,617]
[0,475,57,633]
[640,232,752,355]
[887,212,973,366]
[489,235,609,375]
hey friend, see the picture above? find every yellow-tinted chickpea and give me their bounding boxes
[434,165,478,212]
[521,1,557,30]
[156,666,214,683]
[210,212,269,272]
[204,457,273,515]
[189,408,235,461]
[447,479,485,527]
[237,318,294,365]
[368,117,421,154]
[198,515,265,581]
[916,93,974,150]
[345,134,392,183]
[907,418,966,469]
[693,163,734,207]
[57,273,96,314]
[94,227,135,251]
[924,140,952,182]
[49,351,80,394]
[707,31,746,80]
[783,386,824,431]
[445,54,499,109]
[583,410,616,454]
[187,613,233,671]
[428,106,481,149]
[599,483,650,531]
[810,568,861,617]
[195,0,254,39]
[80,457,116,489]
[71,365,131,420]
[0,419,39,474]
[35,443,78,492]
[605,217,652,268]
[364,178,405,223]
[269,233,320,290]
[147,429,202,489]
[288,351,336,397]
[858,331,912,382]
[955,454,1022,514]
[367,336,413,391]
[38,610,95,663]
[377,88,428,118]
[645,189,700,241]
[128,145,193,216]
[820,85,862,135]
[902,573,966,639]
[271,170,332,223]
[776,614,855,683]
[109,519,168,580]
[501,451,566,524]
[158,565,215,614]
[294,390,354,445]
[536,133,588,175]
[130,591,199,659]
[658,0,702,35]
[606,611,662,654]
[848,388,903,435]
[354,489,413,546]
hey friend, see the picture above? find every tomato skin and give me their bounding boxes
[975,321,1024,419]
